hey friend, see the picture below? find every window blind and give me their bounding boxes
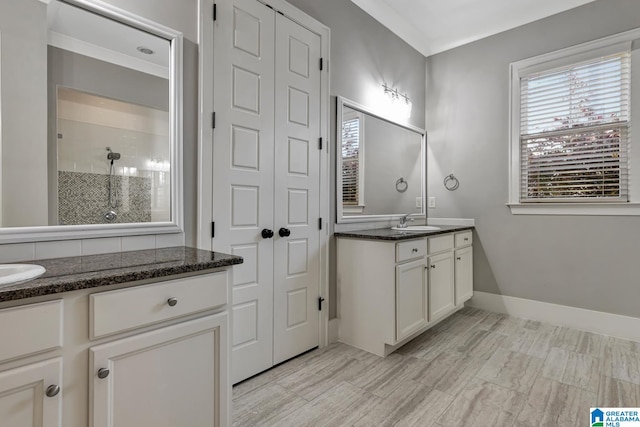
[342,117,360,205]
[519,52,630,202]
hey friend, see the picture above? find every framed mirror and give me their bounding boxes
[0,0,182,243]
[336,96,426,223]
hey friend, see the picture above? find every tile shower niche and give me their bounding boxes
[55,87,170,225]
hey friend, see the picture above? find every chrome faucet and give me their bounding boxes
[398,213,415,228]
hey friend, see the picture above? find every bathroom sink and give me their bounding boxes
[0,264,46,287]
[391,225,441,232]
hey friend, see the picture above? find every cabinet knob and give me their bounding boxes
[167,297,178,307]
[424,266,430,270]
[457,257,461,261]
[261,228,274,239]
[430,265,436,269]
[411,248,418,253]
[45,384,60,398]
[464,237,469,241]
[97,368,110,379]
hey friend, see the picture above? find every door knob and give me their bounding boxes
[261,229,274,239]
[97,368,110,379]
[278,228,291,237]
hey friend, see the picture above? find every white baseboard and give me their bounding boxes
[468,291,640,342]
[328,318,339,344]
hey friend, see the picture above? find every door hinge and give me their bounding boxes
[318,296,325,311]
[318,217,322,230]
[212,112,216,129]
[319,57,323,71]
[211,221,215,238]
[318,137,323,150]
[213,4,217,21]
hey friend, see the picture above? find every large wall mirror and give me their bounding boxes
[337,96,426,223]
[0,0,182,243]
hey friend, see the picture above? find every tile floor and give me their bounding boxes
[232,307,640,426]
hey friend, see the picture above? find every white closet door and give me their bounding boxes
[273,13,322,365]
[212,0,276,384]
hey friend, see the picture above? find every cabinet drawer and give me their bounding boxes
[0,300,63,363]
[428,234,454,254]
[396,239,427,262]
[455,231,473,247]
[90,272,228,339]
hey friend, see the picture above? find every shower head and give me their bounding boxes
[106,147,121,161]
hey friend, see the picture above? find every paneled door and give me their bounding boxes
[213,0,276,383]
[272,13,321,365]
[213,0,322,383]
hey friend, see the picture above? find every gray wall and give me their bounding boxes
[0,0,49,227]
[425,0,640,317]
[286,0,427,318]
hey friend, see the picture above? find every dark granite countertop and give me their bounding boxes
[0,246,243,303]
[334,225,474,241]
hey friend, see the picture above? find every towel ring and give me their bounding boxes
[443,173,459,191]
[395,177,408,193]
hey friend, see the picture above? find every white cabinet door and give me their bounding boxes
[396,258,428,341]
[455,246,473,305]
[90,314,228,427]
[212,0,276,384]
[272,12,322,365]
[428,251,455,321]
[0,358,62,427]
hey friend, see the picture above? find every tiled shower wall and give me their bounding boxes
[58,171,151,225]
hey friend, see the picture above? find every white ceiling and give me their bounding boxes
[350,0,597,57]
[47,0,170,78]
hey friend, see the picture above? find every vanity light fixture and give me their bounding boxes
[382,83,410,104]
[382,83,412,120]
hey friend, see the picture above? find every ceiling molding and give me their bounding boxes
[350,0,598,58]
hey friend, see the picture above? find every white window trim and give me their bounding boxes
[508,27,640,216]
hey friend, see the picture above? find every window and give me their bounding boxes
[341,110,365,211]
[509,29,640,215]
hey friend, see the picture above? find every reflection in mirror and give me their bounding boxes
[337,97,426,223]
[0,0,182,241]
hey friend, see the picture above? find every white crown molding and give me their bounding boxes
[48,31,169,79]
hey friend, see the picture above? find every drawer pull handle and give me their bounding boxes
[45,385,60,397]
[97,368,110,379]
[167,298,178,307]
[457,257,461,261]
[411,248,418,253]
[430,265,436,269]
[424,266,429,270]
[464,238,469,241]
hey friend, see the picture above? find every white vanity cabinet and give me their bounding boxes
[455,231,474,305]
[395,257,428,341]
[0,358,63,427]
[0,300,64,427]
[0,270,232,427]
[90,314,226,427]
[427,235,455,322]
[337,229,473,357]
[89,273,229,427]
